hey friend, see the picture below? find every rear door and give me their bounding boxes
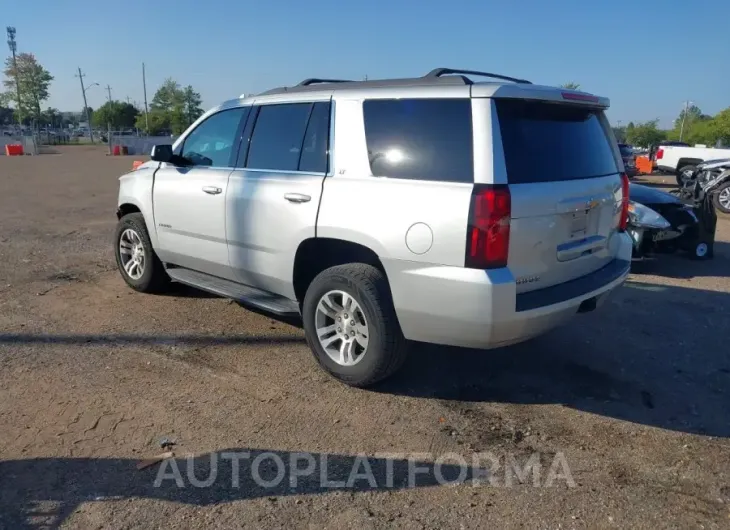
[493,98,623,293]
[225,100,331,299]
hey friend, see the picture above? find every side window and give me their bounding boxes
[246,103,312,171]
[363,98,473,183]
[298,102,331,173]
[180,107,247,167]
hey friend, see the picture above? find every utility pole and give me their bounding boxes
[142,63,149,134]
[75,67,94,143]
[6,27,22,127]
[679,100,692,142]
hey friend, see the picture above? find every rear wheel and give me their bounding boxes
[712,182,730,214]
[302,263,408,387]
[676,165,696,187]
[114,213,170,293]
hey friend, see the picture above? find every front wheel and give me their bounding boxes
[114,213,170,293]
[712,182,730,214]
[302,263,408,387]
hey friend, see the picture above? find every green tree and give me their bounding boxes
[612,126,626,143]
[673,105,708,129]
[560,82,581,90]
[138,78,205,135]
[92,101,140,129]
[669,104,711,143]
[0,105,14,125]
[135,109,169,135]
[625,119,666,147]
[41,106,60,127]
[80,106,93,126]
[2,52,53,126]
[181,85,203,127]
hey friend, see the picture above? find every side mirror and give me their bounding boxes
[150,144,173,163]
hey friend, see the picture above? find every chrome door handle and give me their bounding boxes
[284,193,311,203]
[202,186,222,195]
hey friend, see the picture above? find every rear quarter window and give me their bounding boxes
[363,98,473,183]
[496,99,618,184]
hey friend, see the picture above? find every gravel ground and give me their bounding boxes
[1,146,729,529]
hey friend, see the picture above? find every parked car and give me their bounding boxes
[113,68,632,386]
[627,183,715,260]
[618,143,637,177]
[675,158,730,214]
[654,144,730,185]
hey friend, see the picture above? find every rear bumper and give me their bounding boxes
[384,233,632,350]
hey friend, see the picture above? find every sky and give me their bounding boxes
[4,0,729,128]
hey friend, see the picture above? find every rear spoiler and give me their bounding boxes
[472,83,610,108]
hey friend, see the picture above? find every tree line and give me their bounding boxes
[613,105,730,148]
[1,48,203,135]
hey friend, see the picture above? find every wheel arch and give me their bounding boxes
[116,196,158,249]
[676,158,703,173]
[292,237,389,304]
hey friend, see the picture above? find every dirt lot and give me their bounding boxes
[1,146,729,529]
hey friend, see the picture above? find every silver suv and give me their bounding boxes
[114,68,632,387]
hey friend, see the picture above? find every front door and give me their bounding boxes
[153,106,248,279]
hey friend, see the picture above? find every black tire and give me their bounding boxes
[676,165,696,187]
[712,182,730,214]
[114,213,170,293]
[302,263,408,387]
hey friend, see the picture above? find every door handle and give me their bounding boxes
[284,193,311,203]
[202,186,222,195]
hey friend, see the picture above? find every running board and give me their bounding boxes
[166,268,300,316]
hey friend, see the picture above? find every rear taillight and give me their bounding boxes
[466,185,511,269]
[619,173,630,232]
[655,148,664,160]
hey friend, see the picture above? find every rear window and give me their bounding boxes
[363,98,473,183]
[496,99,618,184]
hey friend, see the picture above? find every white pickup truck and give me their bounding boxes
[655,145,730,185]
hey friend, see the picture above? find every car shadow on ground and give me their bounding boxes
[0,333,305,347]
[0,449,496,529]
[630,241,730,279]
[376,279,730,438]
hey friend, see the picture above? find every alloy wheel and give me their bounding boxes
[314,290,369,366]
[119,228,145,280]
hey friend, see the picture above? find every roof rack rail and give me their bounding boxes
[297,78,354,87]
[425,68,532,85]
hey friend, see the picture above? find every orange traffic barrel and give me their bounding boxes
[132,160,143,170]
[5,144,24,156]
